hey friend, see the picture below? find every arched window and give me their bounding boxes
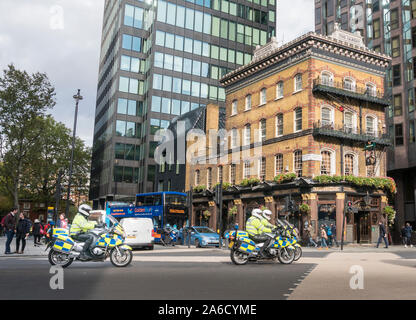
[276,81,284,99]
[321,105,334,127]
[195,169,200,185]
[344,153,357,176]
[365,115,378,137]
[320,149,335,175]
[275,153,283,175]
[294,73,302,92]
[276,113,283,136]
[321,71,334,86]
[245,94,252,110]
[260,88,267,105]
[343,77,356,92]
[365,82,376,97]
[294,107,302,132]
[244,124,251,145]
[294,150,303,177]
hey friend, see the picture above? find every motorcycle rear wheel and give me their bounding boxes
[294,246,302,261]
[110,247,133,267]
[277,247,295,264]
[48,250,74,268]
[230,249,249,265]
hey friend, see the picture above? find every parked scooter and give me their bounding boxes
[226,225,295,265]
[46,215,133,268]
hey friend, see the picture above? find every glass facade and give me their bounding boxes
[90,0,276,204]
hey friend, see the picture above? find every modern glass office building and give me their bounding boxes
[90,0,277,208]
[314,0,416,232]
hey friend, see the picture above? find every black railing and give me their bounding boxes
[313,77,387,102]
[313,120,391,146]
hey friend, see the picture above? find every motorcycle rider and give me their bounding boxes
[70,204,97,260]
[246,208,276,257]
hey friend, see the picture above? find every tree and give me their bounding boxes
[0,65,56,210]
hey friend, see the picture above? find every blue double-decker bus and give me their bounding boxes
[108,192,188,242]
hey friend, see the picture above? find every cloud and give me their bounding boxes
[0,0,104,146]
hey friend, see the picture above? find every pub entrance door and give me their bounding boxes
[355,211,371,243]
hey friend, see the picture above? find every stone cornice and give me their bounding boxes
[220,32,391,87]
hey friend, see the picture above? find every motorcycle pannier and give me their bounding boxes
[238,237,257,253]
[53,235,74,253]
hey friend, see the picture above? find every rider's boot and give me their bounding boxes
[78,252,91,261]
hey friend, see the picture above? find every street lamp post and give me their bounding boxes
[65,89,83,216]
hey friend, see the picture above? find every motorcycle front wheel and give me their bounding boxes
[230,249,249,265]
[294,246,302,261]
[48,249,74,268]
[277,247,295,264]
[110,247,133,267]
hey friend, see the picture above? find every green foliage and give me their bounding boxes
[299,203,311,213]
[383,205,396,226]
[273,173,297,184]
[193,185,207,193]
[240,178,260,187]
[213,182,232,190]
[203,210,211,219]
[228,205,237,216]
[312,175,397,194]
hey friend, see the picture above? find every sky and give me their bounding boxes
[0,0,314,147]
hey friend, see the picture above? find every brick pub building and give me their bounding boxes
[185,26,395,244]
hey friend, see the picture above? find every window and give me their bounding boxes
[231,128,238,148]
[366,116,377,137]
[230,164,236,184]
[259,157,266,181]
[412,0,416,19]
[195,169,200,185]
[320,150,334,175]
[243,160,251,179]
[409,88,415,113]
[276,81,284,99]
[391,36,400,58]
[260,88,267,105]
[245,94,252,110]
[294,74,302,92]
[372,18,380,39]
[218,166,223,183]
[276,113,283,136]
[259,119,266,141]
[321,106,333,127]
[366,83,376,97]
[393,64,401,86]
[231,100,237,116]
[244,124,251,145]
[207,168,212,189]
[344,154,355,176]
[344,111,356,133]
[410,121,416,144]
[395,123,404,146]
[275,154,283,175]
[294,150,302,177]
[343,77,355,91]
[394,94,402,116]
[390,8,399,30]
[294,107,302,132]
[321,71,333,86]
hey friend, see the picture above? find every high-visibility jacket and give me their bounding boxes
[246,215,273,236]
[261,217,274,229]
[70,213,97,235]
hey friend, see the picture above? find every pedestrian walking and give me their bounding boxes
[306,224,318,247]
[15,213,32,254]
[404,223,413,248]
[32,219,42,246]
[3,207,17,254]
[326,224,333,247]
[376,221,388,248]
[319,225,329,250]
[330,223,339,247]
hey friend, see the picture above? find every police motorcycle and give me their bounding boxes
[226,224,296,265]
[46,214,133,268]
[278,219,302,261]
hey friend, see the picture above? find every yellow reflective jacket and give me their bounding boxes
[70,213,97,235]
[246,215,273,236]
[261,217,274,229]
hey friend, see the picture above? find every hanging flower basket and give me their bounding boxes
[299,203,311,215]
[203,210,211,219]
[228,205,237,217]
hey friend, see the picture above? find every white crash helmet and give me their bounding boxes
[251,208,263,220]
[78,204,92,217]
[262,209,272,221]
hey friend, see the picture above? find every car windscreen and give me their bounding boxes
[194,227,215,234]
